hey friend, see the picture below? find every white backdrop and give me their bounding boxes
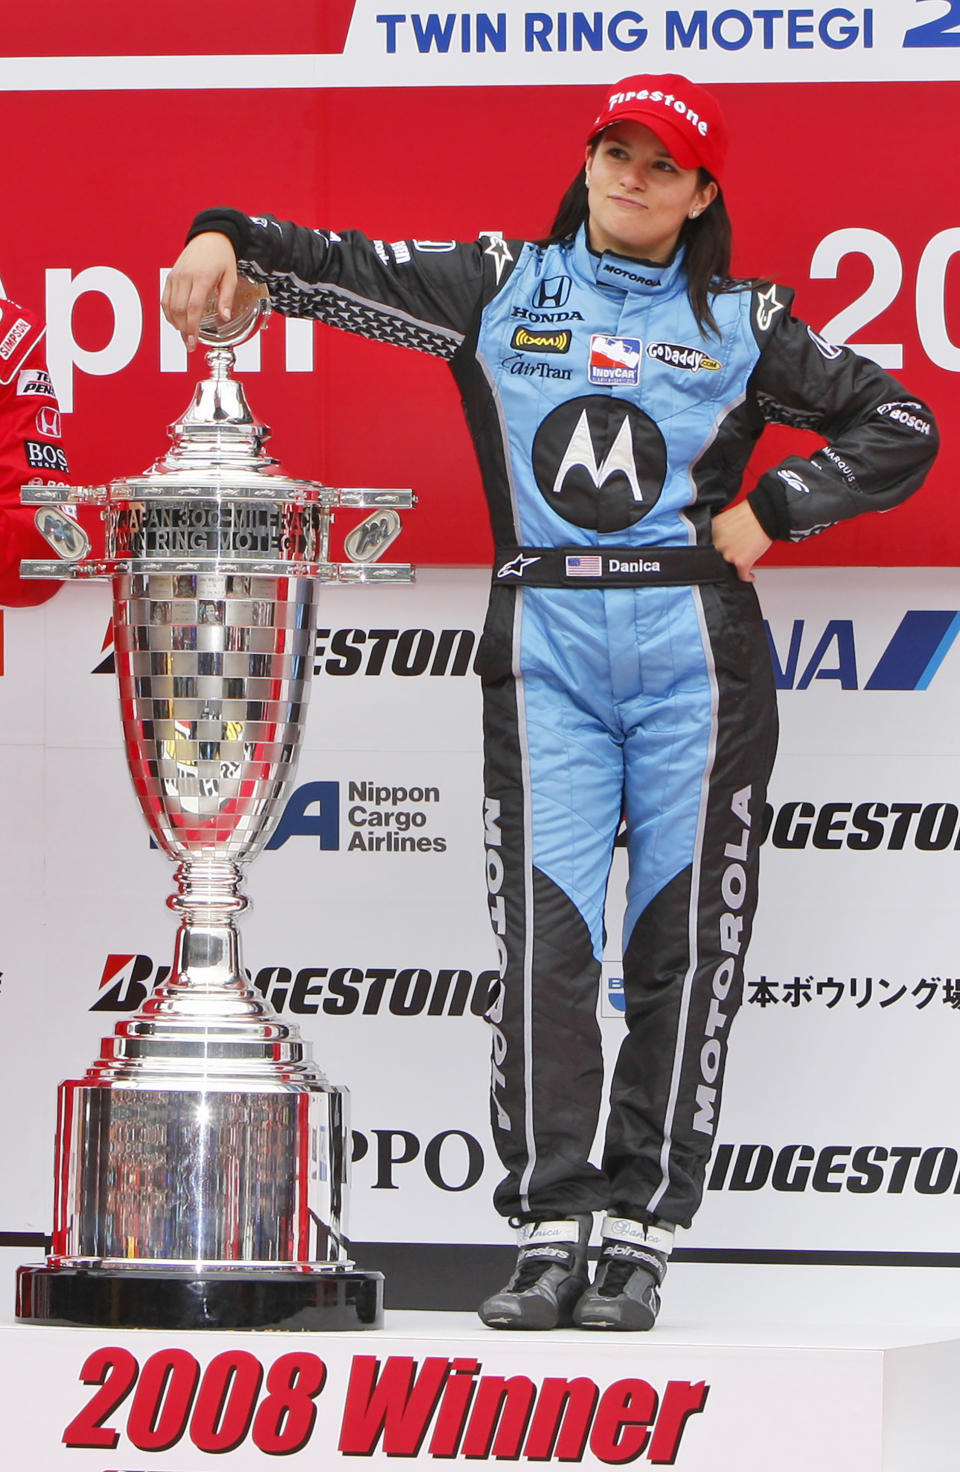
[1,565,957,1283]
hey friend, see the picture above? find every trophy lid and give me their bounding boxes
[131,279,321,495]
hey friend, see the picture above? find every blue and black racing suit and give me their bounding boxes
[189,210,938,1228]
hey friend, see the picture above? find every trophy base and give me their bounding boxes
[16,1263,384,1331]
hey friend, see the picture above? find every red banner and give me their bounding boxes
[0,80,954,566]
[0,2,358,56]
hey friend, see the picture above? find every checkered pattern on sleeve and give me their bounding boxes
[755,390,825,431]
[240,262,461,361]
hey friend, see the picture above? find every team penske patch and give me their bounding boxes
[588,334,641,386]
[16,367,56,398]
[647,342,721,372]
[511,326,572,354]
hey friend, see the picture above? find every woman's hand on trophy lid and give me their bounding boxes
[162,232,239,353]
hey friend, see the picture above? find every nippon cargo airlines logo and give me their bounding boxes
[766,610,960,690]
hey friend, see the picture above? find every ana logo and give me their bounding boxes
[647,341,721,372]
[532,275,572,309]
[532,396,667,531]
[264,781,340,851]
[589,334,641,386]
[766,610,960,690]
[510,326,571,354]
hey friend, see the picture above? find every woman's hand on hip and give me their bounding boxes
[711,501,773,582]
[161,233,239,353]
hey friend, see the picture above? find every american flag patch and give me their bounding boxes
[565,555,602,577]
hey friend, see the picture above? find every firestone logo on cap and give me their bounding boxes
[588,73,728,180]
[600,87,709,139]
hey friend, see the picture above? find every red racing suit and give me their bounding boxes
[0,295,89,607]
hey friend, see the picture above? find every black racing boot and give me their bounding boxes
[573,1215,673,1331]
[478,1215,593,1329]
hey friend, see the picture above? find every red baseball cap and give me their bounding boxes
[587,74,728,181]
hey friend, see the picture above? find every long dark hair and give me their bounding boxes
[537,157,735,339]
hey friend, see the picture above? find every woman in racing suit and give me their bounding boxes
[162,73,939,1331]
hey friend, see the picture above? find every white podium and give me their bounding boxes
[2,1294,958,1471]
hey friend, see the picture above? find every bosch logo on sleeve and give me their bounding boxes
[876,402,933,435]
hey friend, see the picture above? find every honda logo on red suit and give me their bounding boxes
[35,405,61,438]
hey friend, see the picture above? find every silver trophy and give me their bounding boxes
[16,288,414,1330]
